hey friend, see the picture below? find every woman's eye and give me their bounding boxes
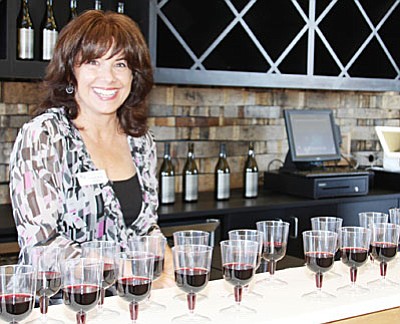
[115,61,127,68]
[87,59,98,65]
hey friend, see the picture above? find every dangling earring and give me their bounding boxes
[65,83,74,94]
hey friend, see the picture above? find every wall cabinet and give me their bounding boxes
[1,0,399,92]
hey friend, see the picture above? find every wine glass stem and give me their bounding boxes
[268,261,277,276]
[39,295,49,320]
[98,288,105,311]
[315,272,323,289]
[129,301,139,324]
[76,310,86,324]
[187,293,196,313]
[234,285,243,305]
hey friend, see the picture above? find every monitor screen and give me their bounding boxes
[284,109,341,163]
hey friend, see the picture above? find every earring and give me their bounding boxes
[65,83,74,94]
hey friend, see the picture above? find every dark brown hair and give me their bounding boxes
[39,10,153,137]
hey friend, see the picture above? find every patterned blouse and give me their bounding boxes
[9,108,160,259]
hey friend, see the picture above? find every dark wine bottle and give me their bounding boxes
[17,0,34,60]
[41,0,58,61]
[182,143,199,203]
[94,0,102,10]
[68,0,78,21]
[117,1,125,14]
[215,143,230,200]
[159,142,175,205]
[243,142,258,198]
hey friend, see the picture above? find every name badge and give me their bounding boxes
[76,170,108,186]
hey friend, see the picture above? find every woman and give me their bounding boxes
[9,10,174,288]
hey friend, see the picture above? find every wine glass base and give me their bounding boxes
[92,307,120,319]
[141,299,166,313]
[256,276,288,288]
[367,278,399,290]
[171,313,211,323]
[26,317,65,324]
[302,290,336,300]
[337,284,369,295]
[173,292,207,302]
[219,304,257,318]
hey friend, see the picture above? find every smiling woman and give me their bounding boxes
[9,10,175,290]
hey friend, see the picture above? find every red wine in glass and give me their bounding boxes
[36,271,62,296]
[305,251,334,290]
[0,293,35,323]
[63,284,102,313]
[174,267,209,293]
[117,277,152,303]
[222,263,254,286]
[341,248,368,268]
[262,242,286,261]
[370,242,397,263]
[102,263,116,288]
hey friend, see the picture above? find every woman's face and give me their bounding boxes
[73,47,133,119]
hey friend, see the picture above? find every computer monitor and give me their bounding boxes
[283,109,341,170]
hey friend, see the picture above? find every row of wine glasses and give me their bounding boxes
[303,212,400,300]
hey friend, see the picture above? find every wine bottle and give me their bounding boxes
[94,0,102,10]
[159,142,175,205]
[215,143,230,200]
[68,0,78,21]
[182,143,199,203]
[243,142,259,198]
[117,1,125,14]
[41,0,58,61]
[17,0,34,60]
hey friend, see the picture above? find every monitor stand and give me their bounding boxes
[280,151,324,173]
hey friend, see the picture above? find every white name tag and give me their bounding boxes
[76,170,108,186]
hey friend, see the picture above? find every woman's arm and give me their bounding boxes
[9,118,80,259]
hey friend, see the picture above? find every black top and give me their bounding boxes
[112,174,143,227]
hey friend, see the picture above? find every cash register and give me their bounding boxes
[264,109,370,199]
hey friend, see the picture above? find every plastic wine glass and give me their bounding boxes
[302,230,338,300]
[81,241,119,317]
[337,226,370,295]
[171,244,213,323]
[172,230,210,301]
[127,235,167,312]
[256,220,289,287]
[220,239,259,316]
[0,264,36,324]
[24,246,64,324]
[62,258,103,324]
[117,251,154,324]
[228,229,263,298]
[367,222,399,289]
[359,212,388,266]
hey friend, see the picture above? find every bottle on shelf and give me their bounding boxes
[182,142,199,203]
[215,143,230,201]
[243,142,259,198]
[17,0,34,60]
[94,0,102,10]
[68,0,78,21]
[117,1,125,14]
[41,0,58,61]
[159,142,175,205]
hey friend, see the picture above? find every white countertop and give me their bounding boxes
[25,258,400,323]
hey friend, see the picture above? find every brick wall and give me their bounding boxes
[1,81,400,204]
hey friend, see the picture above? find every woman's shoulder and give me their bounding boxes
[20,107,72,139]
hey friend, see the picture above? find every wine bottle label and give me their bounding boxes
[18,28,34,59]
[161,176,175,204]
[42,29,58,60]
[184,174,198,201]
[217,173,230,199]
[245,172,258,198]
